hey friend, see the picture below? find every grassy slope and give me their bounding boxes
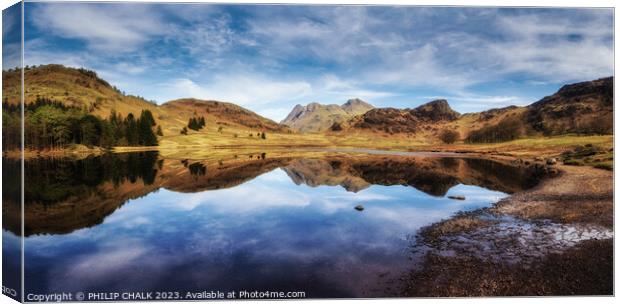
[160,128,612,158]
[4,65,289,141]
[159,98,288,136]
[5,64,162,118]
[6,64,613,168]
[428,134,613,156]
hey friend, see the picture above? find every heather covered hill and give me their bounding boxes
[341,99,461,134]
[330,78,613,144]
[281,98,374,133]
[463,77,613,143]
[412,99,461,122]
[525,77,613,135]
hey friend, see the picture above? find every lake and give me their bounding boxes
[3,150,546,299]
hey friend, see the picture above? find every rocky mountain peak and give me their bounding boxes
[281,99,374,133]
[280,104,305,123]
[412,99,460,122]
[341,98,374,114]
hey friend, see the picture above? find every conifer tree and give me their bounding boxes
[125,113,139,145]
[138,110,158,146]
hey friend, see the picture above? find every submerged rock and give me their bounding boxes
[546,158,557,165]
[448,195,466,200]
[354,205,365,211]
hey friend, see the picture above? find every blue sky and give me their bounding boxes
[18,3,614,121]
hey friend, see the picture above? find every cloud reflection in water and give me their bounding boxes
[24,167,508,297]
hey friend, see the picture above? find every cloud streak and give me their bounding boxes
[31,4,168,52]
[22,3,614,119]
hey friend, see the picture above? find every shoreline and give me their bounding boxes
[4,143,612,295]
[4,135,612,159]
[3,146,107,159]
[492,164,613,228]
[404,163,613,296]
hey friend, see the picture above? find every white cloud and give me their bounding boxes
[422,93,530,113]
[319,74,396,100]
[244,6,402,64]
[249,18,331,41]
[31,4,167,52]
[498,13,612,39]
[362,11,613,91]
[153,73,396,120]
[174,15,234,55]
[354,10,612,108]
[161,75,313,107]
[257,107,294,122]
[2,8,16,37]
[67,239,149,279]
[112,62,146,75]
[162,184,311,213]
[3,42,21,70]
[489,14,613,82]
[368,43,480,91]
[24,43,92,68]
[3,5,21,69]
[23,5,613,115]
[324,192,393,202]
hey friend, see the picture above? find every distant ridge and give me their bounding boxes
[281,98,374,133]
[6,64,612,143]
[525,77,613,135]
[342,99,460,134]
[330,77,613,141]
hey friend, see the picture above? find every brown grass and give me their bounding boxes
[405,161,614,296]
[420,212,498,242]
[404,239,612,296]
[494,198,613,229]
[492,164,613,228]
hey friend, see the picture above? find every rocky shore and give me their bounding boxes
[403,163,613,296]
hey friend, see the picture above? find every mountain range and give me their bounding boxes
[3,64,613,144]
[280,98,374,133]
[331,77,612,142]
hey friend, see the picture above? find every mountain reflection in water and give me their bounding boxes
[3,151,546,297]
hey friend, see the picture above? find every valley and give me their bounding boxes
[2,64,613,297]
[3,3,614,299]
[1,64,614,170]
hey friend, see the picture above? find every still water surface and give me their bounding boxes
[3,151,543,298]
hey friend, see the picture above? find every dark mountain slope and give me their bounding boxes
[526,77,613,135]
